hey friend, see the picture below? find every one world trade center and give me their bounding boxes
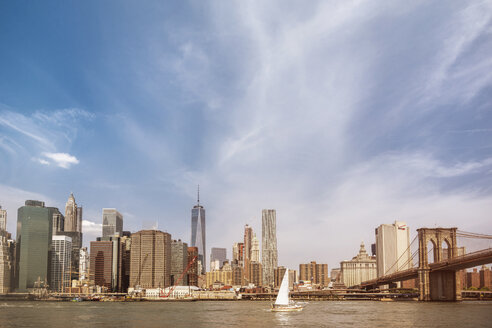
[191,186,206,274]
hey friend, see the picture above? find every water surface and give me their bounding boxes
[1,301,491,327]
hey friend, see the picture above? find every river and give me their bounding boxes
[1,301,491,327]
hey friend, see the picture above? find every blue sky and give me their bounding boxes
[1,1,491,270]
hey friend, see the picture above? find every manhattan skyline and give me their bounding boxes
[1,1,492,271]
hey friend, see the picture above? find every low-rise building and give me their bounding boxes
[340,242,377,288]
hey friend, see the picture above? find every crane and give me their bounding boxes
[160,255,198,298]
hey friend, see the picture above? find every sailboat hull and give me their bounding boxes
[271,304,304,312]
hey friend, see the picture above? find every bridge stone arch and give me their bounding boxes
[417,227,460,301]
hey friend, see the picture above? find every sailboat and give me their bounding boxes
[271,270,305,312]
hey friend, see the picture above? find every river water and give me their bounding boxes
[1,301,491,327]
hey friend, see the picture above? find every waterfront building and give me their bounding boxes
[466,268,480,289]
[187,246,198,286]
[51,207,64,234]
[249,261,262,287]
[232,265,244,286]
[340,242,377,288]
[330,268,341,282]
[274,266,287,289]
[232,242,244,266]
[191,188,206,274]
[0,231,12,293]
[0,206,6,232]
[51,235,72,292]
[251,233,260,262]
[480,266,491,289]
[102,208,123,238]
[16,200,53,291]
[262,209,278,287]
[210,247,227,270]
[130,230,171,289]
[121,235,132,292]
[289,269,298,289]
[206,261,232,288]
[79,247,89,281]
[375,221,411,278]
[90,240,113,290]
[171,239,188,286]
[299,261,329,287]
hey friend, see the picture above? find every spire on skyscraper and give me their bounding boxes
[197,184,200,205]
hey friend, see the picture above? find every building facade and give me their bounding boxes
[79,247,89,281]
[206,262,232,288]
[244,225,253,261]
[251,233,260,262]
[171,239,188,286]
[299,261,329,287]
[249,261,262,287]
[16,200,53,291]
[191,191,206,274]
[274,266,287,289]
[210,247,227,271]
[64,193,82,233]
[102,208,123,238]
[130,230,171,289]
[375,221,411,277]
[0,206,6,232]
[0,231,13,293]
[51,207,64,235]
[340,242,377,288]
[262,209,278,287]
[90,240,114,291]
[51,235,72,292]
[187,247,198,286]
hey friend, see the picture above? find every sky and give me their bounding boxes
[0,0,491,271]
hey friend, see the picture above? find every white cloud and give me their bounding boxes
[41,152,79,169]
[37,158,50,165]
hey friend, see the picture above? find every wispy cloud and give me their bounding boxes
[40,152,79,169]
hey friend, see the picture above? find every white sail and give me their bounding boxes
[274,270,290,306]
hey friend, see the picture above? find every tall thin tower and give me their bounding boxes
[191,186,206,274]
[262,209,278,287]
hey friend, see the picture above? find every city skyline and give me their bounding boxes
[1,1,492,272]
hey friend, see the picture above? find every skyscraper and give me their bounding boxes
[251,233,260,262]
[64,193,81,233]
[79,247,89,281]
[187,246,199,286]
[102,208,123,237]
[171,239,188,286]
[190,187,206,274]
[299,261,329,287]
[51,235,72,292]
[60,193,83,281]
[375,221,411,278]
[130,230,171,289]
[244,224,253,261]
[16,200,53,291]
[51,207,64,234]
[0,230,13,293]
[262,209,278,287]
[210,247,227,270]
[90,236,124,292]
[0,206,6,232]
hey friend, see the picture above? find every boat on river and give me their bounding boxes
[271,270,306,312]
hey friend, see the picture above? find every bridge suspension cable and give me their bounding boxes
[383,235,418,276]
[457,230,492,239]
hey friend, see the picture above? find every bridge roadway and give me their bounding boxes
[360,248,492,289]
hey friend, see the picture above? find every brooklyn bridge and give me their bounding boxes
[360,228,492,301]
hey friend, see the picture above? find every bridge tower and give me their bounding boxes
[417,228,461,301]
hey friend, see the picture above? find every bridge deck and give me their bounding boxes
[361,248,492,288]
